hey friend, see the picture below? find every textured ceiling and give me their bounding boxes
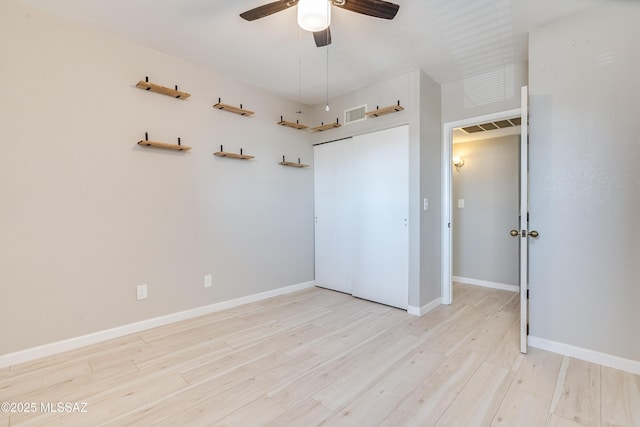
[13,0,619,105]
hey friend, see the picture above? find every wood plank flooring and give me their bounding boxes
[1,283,639,426]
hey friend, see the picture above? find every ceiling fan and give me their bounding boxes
[240,0,400,47]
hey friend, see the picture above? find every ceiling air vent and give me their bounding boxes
[461,117,520,134]
[344,105,367,125]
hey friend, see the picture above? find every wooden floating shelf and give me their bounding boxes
[309,122,342,132]
[278,120,308,130]
[135,78,190,99]
[213,102,254,116]
[279,161,309,168]
[137,140,191,151]
[365,103,405,117]
[213,151,254,160]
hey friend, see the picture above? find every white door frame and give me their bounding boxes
[519,86,529,353]
[441,108,522,305]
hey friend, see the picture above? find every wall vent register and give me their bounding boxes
[344,105,367,125]
[461,117,521,133]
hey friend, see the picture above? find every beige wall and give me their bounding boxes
[441,63,527,124]
[452,135,519,286]
[418,72,444,307]
[529,3,640,361]
[0,1,314,355]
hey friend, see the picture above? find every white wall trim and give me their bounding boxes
[0,281,317,369]
[529,335,640,376]
[407,297,442,316]
[453,276,519,293]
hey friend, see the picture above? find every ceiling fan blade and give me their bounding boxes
[240,0,298,21]
[313,27,332,47]
[333,0,399,20]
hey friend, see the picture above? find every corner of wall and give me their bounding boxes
[418,70,443,307]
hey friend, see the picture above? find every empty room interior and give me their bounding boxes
[1,0,638,425]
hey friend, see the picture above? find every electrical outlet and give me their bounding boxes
[204,274,212,288]
[137,284,148,300]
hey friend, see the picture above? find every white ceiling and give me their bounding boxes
[13,0,618,105]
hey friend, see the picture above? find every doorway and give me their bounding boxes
[441,108,521,305]
[451,125,520,292]
[442,100,529,353]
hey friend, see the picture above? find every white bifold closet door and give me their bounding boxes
[314,125,409,309]
[314,138,353,294]
[351,125,409,308]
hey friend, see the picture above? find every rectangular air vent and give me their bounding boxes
[344,105,367,125]
[461,117,521,134]
[461,125,484,133]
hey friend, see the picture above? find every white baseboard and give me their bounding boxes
[453,276,519,293]
[0,281,317,369]
[529,335,640,376]
[407,297,442,316]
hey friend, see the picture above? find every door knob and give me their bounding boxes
[528,230,539,238]
[510,229,519,237]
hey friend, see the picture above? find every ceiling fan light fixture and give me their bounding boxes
[297,0,331,32]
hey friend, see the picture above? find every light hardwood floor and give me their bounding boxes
[1,283,639,426]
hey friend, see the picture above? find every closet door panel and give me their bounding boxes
[313,139,353,294]
[351,126,409,309]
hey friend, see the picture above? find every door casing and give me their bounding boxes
[441,108,521,303]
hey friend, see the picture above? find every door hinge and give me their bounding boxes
[527,289,529,299]
[448,223,451,228]
[526,324,529,335]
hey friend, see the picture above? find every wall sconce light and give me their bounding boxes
[453,156,465,171]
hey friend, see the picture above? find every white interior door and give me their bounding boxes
[351,125,409,309]
[314,139,353,294]
[519,86,529,353]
